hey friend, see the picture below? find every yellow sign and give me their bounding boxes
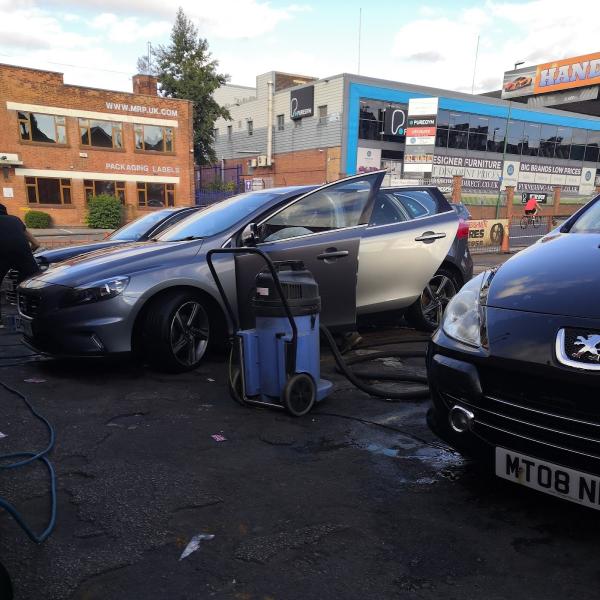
[467,219,508,248]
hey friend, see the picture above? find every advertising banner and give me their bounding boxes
[467,219,508,250]
[404,98,438,177]
[290,85,314,120]
[521,192,548,204]
[502,51,600,99]
[356,147,382,173]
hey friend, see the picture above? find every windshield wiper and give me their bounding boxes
[175,235,203,242]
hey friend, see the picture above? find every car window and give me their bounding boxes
[392,190,440,219]
[369,192,408,226]
[158,190,302,241]
[261,174,378,242]
[569,196,600,233]
[110,209,175,241]
[148,209,196,238]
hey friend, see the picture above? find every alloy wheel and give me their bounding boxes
[170,301,210,367]
[420,274,458,329]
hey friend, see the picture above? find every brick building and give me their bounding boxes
[0,64,194,226]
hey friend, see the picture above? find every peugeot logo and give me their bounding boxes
[507,164,515,176]
[585,170,592,181]
[556,329,600,371]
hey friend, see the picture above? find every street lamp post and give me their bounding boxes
[495,101,513,218]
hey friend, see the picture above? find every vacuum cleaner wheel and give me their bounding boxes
[282,373,316,417]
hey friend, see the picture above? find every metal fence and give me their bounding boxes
[195,164,243,207]
[508,214,554,248]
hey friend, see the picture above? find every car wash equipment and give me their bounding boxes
[207,248,332,417]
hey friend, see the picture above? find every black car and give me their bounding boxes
[427,193,600,510]
[3,207,199,303]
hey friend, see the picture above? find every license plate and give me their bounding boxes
[21,319,33,337]
[496,447,600,510]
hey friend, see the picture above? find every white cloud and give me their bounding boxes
[89,13,171,43]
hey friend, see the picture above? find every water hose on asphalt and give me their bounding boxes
[319,326,431,401]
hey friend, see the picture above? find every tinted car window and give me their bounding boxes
[569,197,600,233]
[262,174,378,242]
[392,190,440,219]
[158,190,298,241]
[110,209,175,241]
[369,192,408,226]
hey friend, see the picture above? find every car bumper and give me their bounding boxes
[427,314,600,477]
[17,285,135,356]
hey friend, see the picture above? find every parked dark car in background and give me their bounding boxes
[3,207,200,303]
[427,193,600,510]
[17,173,468,372]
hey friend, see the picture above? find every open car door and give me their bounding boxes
[235,171,385,330]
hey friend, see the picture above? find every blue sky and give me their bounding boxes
[1,0,598,95]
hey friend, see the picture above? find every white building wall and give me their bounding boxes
[213,72,345,160]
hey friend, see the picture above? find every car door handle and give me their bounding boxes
[415,231,447,243]
[317,250,349,260]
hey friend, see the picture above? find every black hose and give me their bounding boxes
[319,325,430,401]
[0,379,57,543]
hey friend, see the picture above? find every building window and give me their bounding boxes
[18,112,67,144]
[25,177,71,205]
[227,125,233,139]
[84,180,126,203]
[247,120,253,136]
[79,118,123,149]
[213,128,219,139]
[134,124,174,153]
[137,182,175,207]
[318,105,328,124]
[277,114,284,131]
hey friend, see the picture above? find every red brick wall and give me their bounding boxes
[0,64,194,226]
[225,147,342,187]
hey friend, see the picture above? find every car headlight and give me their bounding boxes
[441,272,486,348]
[63,276,130,306]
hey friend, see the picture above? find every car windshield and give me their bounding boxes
[110,209,175,241]
[569,196,600,233]
[158,190,296,241]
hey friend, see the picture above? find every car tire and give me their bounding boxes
[406,268,459,333]
[142,290,211,373]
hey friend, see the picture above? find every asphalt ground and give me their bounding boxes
[2,302,600,600]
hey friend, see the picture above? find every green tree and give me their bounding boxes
[138,8,230,165]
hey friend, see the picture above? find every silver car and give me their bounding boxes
[17,171,459,372]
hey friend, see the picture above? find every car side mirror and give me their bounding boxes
[241,222,259,247]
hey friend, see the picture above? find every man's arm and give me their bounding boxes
[25,229,40,251]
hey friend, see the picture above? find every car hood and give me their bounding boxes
[36,240,129,264]
[487,232,600,318]
[27,240,202,287]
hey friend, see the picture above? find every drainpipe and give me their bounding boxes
[267,80,274,167]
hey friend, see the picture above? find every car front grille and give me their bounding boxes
[18,291,41,319]
[440,366,600,469]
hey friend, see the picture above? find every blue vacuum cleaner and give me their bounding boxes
[206,248,332,416]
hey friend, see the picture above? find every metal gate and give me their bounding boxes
[195,165,243,207]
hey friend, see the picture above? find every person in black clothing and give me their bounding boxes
[0,203,40,324]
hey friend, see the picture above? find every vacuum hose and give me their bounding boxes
[319,326,430,401]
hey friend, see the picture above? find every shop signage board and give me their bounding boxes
[502,51,600,99]
[432,156,595,196]
[383,106,407,136]
[403,97,438,176]
[356,147,382,173]
[467,219,508,250]
[290,85,314,120]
